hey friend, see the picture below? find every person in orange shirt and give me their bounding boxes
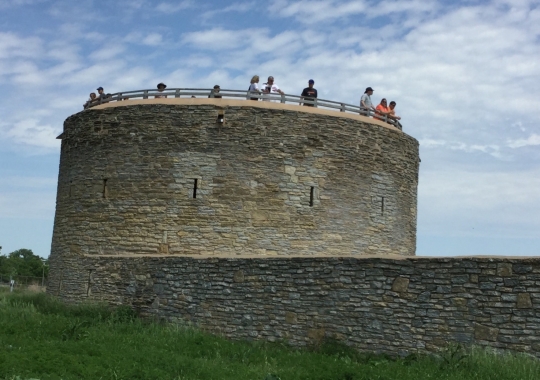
[374,98,391,121]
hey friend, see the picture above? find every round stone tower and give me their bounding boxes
[50,97,419,260]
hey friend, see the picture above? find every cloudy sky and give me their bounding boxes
[0,0,539,258]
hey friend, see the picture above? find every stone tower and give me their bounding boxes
[45,98,540,359]
[50,98,419,260]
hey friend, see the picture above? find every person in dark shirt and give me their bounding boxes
[300,79,317,107]
[209,85,222,98]
[96,87,105,99]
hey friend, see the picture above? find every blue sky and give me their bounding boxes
[0,0,539,258]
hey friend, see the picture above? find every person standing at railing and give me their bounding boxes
[360,87,376,116]
[209,85,222,98]
[300,79,317,107]
[374,98,391,121]
[261,76,284,102]
[388,101,403,130]
[155,83,168,98]
[97,87,106,101]
[248,75,261,100]
[83,92,97,109]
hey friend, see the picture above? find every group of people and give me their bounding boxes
[83,87,109,109]
[83,79,402,130]
[360,87,402,129]
[247,75,317,107]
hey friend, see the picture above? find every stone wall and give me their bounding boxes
[51,100,419,259]
[48,255,540,357]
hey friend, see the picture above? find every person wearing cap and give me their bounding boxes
[96,87,106,101]
[360,87,375,116]
[261,76,284,102]
[155,83,167,98]
[300,79,317,107]
[96,86,111,103]
[209,85,222,99]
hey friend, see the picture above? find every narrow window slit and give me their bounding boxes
[216,113,224,124]
[309,186,315,207]
[86,270,93,296]
[193,178,198,199]
[102,179,108,198]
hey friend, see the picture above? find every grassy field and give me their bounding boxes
[1,289,539,380]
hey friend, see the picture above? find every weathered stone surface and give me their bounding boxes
[498,263,512,276]
[47,101,540,359]
[233,270,245,283]
[48,255,540,358]
[392,277,410,293]
[474,324,499,342]
[517,293,532,309]
[285,312,297,324]
[50,102,419,258]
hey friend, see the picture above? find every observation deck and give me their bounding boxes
[53,88,418,258]
[84,88,402,131]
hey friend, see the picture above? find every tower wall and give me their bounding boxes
[51,100,419,258]
[52,99,419,256]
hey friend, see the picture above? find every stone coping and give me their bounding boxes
[82,253,540,261]
[88,98,401,132]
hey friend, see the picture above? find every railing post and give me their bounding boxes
[281,94,285,104]
[116,92,122,102]
[210,89,215,98]
[175,89,180,98]
[314,99,318,108]
[143,90,148,99]
[341,103,345,112]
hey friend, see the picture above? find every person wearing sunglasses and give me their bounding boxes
[261,76,284,102]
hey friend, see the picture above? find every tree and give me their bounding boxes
[0,248,48,278]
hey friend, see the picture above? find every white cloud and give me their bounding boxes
[267,0,439,23]
[5,119,61,149]
[0,0,540,256]
[508,134,540,148]
[420,139,446,148]
[0,0,45,8]
[201,1,255,20]
[267,0,367,22]
[142,33,163,46]
[155,1,193,13]
[419,168,540,238]
[89,44,126,61]
[182,28,261,50]
[0,191,56,219]
[0,32,43,59]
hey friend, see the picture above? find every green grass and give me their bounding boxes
[1,289,539,380]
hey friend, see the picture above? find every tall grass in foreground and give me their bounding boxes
[0,289,539,380]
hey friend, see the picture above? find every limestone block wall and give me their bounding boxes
[48,255,540,358]
[51,100,419,258]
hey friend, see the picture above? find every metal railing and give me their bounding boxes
[85,88,401,128]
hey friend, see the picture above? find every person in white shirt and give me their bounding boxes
[261,76,284,102]
[248,75,261,100]
[360,87,375,116]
